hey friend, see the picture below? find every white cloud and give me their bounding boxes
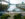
[5,0,25,4]
[2,1,8,5]
[10,0,23,4]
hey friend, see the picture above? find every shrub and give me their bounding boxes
[1,14,11,19]
[0,4,8,11]
[14,14,22,19]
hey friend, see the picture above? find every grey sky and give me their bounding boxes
[5,0,25,4]
[5,0,24,12]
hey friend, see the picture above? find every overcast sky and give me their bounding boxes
[5,0,25,12]
[5,0,25,4]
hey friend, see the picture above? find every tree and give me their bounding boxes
[0,4,8,11]
[14,14,22,19]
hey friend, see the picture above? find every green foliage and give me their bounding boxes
[21,16,25,19]
[1,14,11,19]
[0,4,8,11]
[23,16,25,19]
[23,9,25,11]
[14,14,22,19]
[14,14,25,19]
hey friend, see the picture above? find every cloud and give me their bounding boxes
[10,0,23,4]
[5,0,25,4]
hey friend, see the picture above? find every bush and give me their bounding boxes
[1,14,11,19]
[23,16,25,19]
[0,4,8,11]
[14,14,22,19]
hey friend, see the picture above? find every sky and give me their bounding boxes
[0,0,24,13]
[2,0,25,5]
[2,1,8,5]
[5,0,25,4]
[5,0,25,12]
[7,0,24,11]
[10,0,22,4]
